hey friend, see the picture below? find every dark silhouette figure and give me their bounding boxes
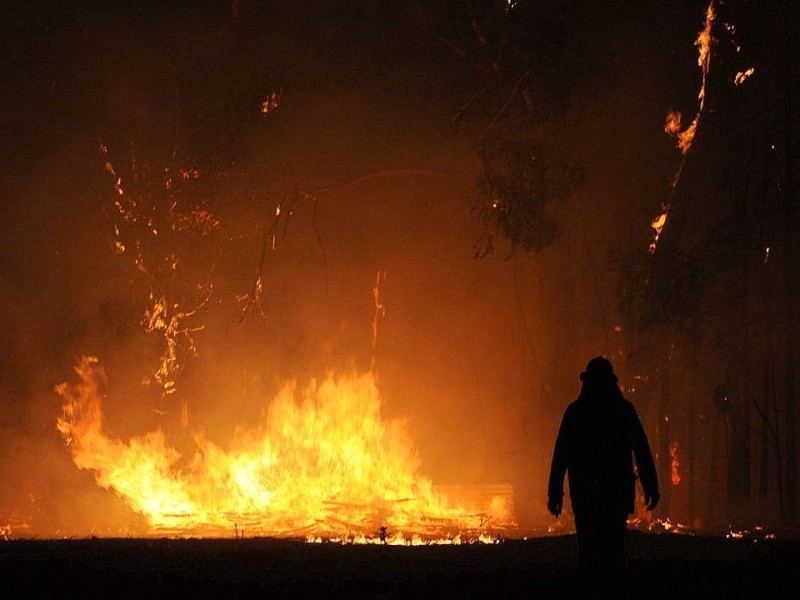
[547,356,659,578]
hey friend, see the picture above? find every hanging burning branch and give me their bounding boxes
[238,168,442,323]
[142,291,212,395]
[100,142,222,396]
[238,188,320,323]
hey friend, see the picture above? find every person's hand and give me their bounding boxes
[547,497,562,517]
[645,491,660,511]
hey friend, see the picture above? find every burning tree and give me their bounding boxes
[429,0,800,534]
[619,0,800,530]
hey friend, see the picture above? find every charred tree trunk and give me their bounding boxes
[726,394,750,527]
[779,0,799,525]
[758,349,771,516]
[771,352,785,518]
[688,400,697,526]
[728,143,753,526]
[707,412,721,528]
[657,361,672,518]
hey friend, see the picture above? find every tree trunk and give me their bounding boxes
[688,401,697,527]
[780,0,799,525]
[758,353,770,517]
[658,361,672,517]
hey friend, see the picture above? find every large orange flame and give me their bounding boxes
[56,357,510,542]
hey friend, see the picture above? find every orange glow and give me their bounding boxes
[55,357,511,541]
[261,90,282,115]
[670,442,681,486]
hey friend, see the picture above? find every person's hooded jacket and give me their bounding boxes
[547,357,659,516]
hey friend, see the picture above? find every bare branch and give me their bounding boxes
[241,168,451,322]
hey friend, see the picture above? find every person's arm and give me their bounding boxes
[630,405,659,510]
[547,409,570,516]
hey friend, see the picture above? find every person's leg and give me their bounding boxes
[582,512,629,598]
[603,512,629,569]
[574,513,603,573]
[574,513,599,598]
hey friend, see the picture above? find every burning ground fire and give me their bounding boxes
[48,145,515,544]
[55,356,514,543]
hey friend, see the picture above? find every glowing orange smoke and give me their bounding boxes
[56,357,510,542]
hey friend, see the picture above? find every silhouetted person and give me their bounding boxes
[547,356,659,580]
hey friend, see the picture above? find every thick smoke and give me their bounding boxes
[0,1,698,538]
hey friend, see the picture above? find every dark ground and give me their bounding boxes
[2,531,799,599]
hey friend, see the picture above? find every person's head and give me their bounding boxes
[579,356,618,392]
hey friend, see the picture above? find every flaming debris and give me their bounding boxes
[734,67,755,86]
[261,88,282,116]
[726,526,777,540]
[638,517,693,535]
[56,357,512,541]
[649,211,668,253]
